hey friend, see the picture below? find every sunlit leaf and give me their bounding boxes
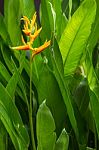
[59,0,96,76]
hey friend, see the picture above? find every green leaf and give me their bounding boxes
[0,59,25,101]
[6,71,19,99]
[52,56,79,141]
[74,78,90,115]
[0,61,11,82]
[37,64,66,135]
[4,0,22,45]
[55,129,69,150]
[52,38,64,74]
[87,0,99,56]
[41,0,68,41]
[0,121,7,150]
[0,15,11,44]
[72,100,88,148]
[69,0,72,19]
[53,0,68,41]
[41,0,53,40]
[85,51,99,93]
[1,44,29,103]
[48,1,56,32]
[0,83,29,149]
[90,90,99,139]
[22,0,35,19]
[1,43,16,74]
[6,51,27,102]
[51,37,79,142]
[59,0,96,76]
[37,101,56,150]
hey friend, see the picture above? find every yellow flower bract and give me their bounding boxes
[12,12,51,58]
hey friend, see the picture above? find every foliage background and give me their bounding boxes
[0,0,99,150]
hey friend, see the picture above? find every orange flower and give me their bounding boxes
[11,12,51,58]
[32,40,51,57]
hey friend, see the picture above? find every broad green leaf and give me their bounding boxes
[55,129,69,150]
[4,0,22,45]
[22,0,35,19]
[37,101,56,150]
[59,0,96,76]
[52,58,79,141]
[51,37,79,142]
[41,0,68,41]
[0,15,11,44]
[41,0,52,40]
[0,83,29,149]
[87,0,99,56]
[37,64,66,135]
[90,90,99,139]
[53,0,68,41]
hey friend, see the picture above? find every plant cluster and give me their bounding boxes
[0,0,99,150]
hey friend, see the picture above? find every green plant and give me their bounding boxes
[0,0,99,150]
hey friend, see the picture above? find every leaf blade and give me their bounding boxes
[37,101,56,150]
[59,0,96,76]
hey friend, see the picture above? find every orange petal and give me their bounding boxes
[11,45,30,50]
[30,27,42,43]
[32,40,51,57]
[21,16,30,25]
[22,29,31,36]
[30,12,37,30]
[21,35,26,45]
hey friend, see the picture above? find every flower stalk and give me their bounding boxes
[11,12,51,149]
[29,53,36,150]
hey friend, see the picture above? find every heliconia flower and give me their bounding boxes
[32,40,51,57]
[11,12,51,58]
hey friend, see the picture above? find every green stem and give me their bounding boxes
[29,55,36,150]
